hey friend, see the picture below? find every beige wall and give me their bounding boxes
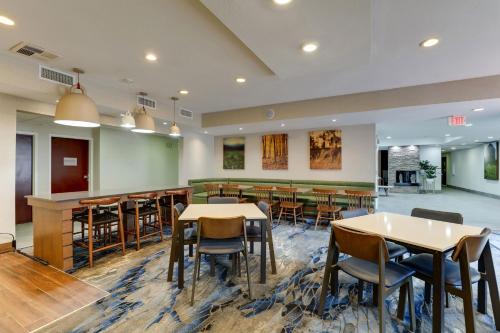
[214,124,376,182]
[179,131,215,185]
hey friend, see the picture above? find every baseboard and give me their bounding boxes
[0,241,13,254]
[447,185,500,200]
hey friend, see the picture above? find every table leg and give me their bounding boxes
[432,251,445,333]
[318,228,336,315]
[177,219,185,289]
[479,241,500,329]
[260,218,267,284]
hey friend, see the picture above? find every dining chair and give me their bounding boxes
[204,184,221,203]
[313,188,341,230]
[161,189,191,234]
[191,216,252,305]
[73,196,125,268]
[345,190,374,213]
[126,192,163,250]
[208,196,240,204]
[401,228,491,332]
[253,185,279,220]
[276,187,304,226]
[222,184,247,203]
[319,224,416,332]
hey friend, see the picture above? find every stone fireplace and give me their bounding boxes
[388,146,420,193]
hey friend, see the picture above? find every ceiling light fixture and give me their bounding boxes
[0,15,15,26]
[451,147,456,150]
[120,79,136,129]
[236,77,246,83]
[169,97,181,137]
[302,42,318,53]
[54,68,100,128]
[386,136,392,139]
[474,140,479,142]
[132,92,155,133]
[145,53,157,62]
[280,123,285,127]
[179,90,189,95]
[204,130,208,134]
[419,37,439,48]
[465,123,473,127]
[331,119,337,122]
[488,136,494,139]
[239,127,243,131]
[472,107,485,112]
[273,0,292,5]
[445,134,451,137]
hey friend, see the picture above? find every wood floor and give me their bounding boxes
[0,252,108,333]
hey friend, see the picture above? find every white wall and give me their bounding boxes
[419,145,442,191]
[213,124,376,183]
[448,145,500,196]
[179,131,215,185]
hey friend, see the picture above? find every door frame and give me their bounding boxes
[16,131,37,195]
[48,134,94,192]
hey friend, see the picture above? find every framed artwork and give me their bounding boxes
[309,130,342,169]
[223,137,245,169]
[484,141,499,180]
[262,133,288,170]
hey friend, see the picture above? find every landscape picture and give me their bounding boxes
[309,130,342,169]
[484,141,499,180]
[223,137,245,169]
[262,133,288,170]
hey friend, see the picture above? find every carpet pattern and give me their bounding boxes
[39,223,499,333]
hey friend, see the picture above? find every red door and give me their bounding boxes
[51,137,89,193]
[15,134,33,224]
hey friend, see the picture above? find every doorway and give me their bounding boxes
[15,134,33,224]
[51,137,90,193]
[441,155,447,186]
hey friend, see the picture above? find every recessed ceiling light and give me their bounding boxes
[273,0,292,5]
[179,90,189,95]
[238,127,243,131]
[445,134,451,137]
[331,119,337,122]
[451,147,456,150]
[488,136,494,139]
[472,107,485,112]
[386,136,392,139]
[302,42,318,53]
[465,123,473,127]
[461,143,466,145]
[236,77,246,83]
[163,122,168,125]
[280,123,285,127]
[145,53,157,62]
[55,99,59,103]
[0,15,15,26]
[474,140,479,142]
[204,130,208,134]
[419,38,439,48]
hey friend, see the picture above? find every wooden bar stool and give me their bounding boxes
[204,184,221,203]
[253,185,279,221]
[222,184,247,203]
[276,187,304,226]
[73,196,126,268]
[313,188,341,230]
[126,192,163,250]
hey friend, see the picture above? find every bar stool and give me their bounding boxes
[313,188,341,230]
[253,185,279,221]
[222,184,247,203]
[73,196,126,268]
[126,192,163,250]
[204,184,221,203]
[276,187,304,226]
[162,189,191,234]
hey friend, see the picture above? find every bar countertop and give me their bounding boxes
[26,184,192,203]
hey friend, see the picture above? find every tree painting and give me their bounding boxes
[484,141,499,180]
[262,134,288,170]
[223,137,245,169]
[309,130,342,169]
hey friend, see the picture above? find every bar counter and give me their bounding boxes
[27,184,192,271]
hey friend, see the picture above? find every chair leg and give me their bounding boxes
[157,210,164,241]
[424,282,431,304]
[446,292,450,308]
[460,255,476,332]
[315,212,321,230]
[134,212,141,251]
[277,207,283,225]
[188,244,193,257]
[210,255,216,276]
[397,284,407,320]
[237,253,241,277]
[118,219,126,256]
[358,280,364,305]
[373,284,378,306]
[88,227,94,268]
[293,208,297,227]
[378,284,386,333]
[300,207,304,223]
[407,278,416,331]
[190,252,200,306]
[266,219,277,275]
[242,250,252,300]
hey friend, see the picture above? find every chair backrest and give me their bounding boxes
[313,188,336,207]
[208,196,239,204]
[411,208,463,224]
[345,190,373,211]
[222,184,241,198]
[340,208,369,219]
[276,187,297,204]
[128,192,157,200]
[204,184,220,197]
[80,196,121,206]
[257,201,271,220]
[254,186,273,202]
[333,224,389,263]
[198,216,245,239]
[451,228,491,263]
[174,202,185,216]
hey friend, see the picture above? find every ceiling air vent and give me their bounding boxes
[179,108,193,120]
[9,42,59,61]
[39,65,75,87]
[137,94,156,110]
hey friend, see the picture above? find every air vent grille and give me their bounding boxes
[39,65,75,87]
[137,95,156,109]
[9,42,59,60]
[179,108,193,119]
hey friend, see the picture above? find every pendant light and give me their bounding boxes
[120,79,136,128]
[132,92,155,134]
[54,68,100,127]
[169,96,181,137]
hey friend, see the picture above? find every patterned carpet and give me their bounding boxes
[39,222,499,333]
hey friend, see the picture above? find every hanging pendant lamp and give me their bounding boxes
[132,93,155,133]
[120,79,136,128]
[169,96,181,137]
[54,68,100,127]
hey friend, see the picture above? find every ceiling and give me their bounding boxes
[1,0,500,143]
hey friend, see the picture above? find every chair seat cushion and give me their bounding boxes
[246,225,262,238]
[401,254,481,286]
[317,205,342,213]
[387,241,407,259]
[198,238,243,255]
[74,211,119,225]
[339,257,415,288]
[126,206,158,216]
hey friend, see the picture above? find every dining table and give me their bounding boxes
[168,203,268,289]
[318,212,499,333]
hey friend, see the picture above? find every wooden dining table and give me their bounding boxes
[319,212,499,333]
[168,203,268,289]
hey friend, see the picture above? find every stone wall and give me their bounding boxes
[388,145,420,193]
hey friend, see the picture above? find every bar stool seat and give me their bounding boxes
[74,211,119,225]
[126,193,163,250]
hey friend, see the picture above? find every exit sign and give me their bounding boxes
[448,115,466,126]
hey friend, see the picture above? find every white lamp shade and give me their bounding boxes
[169,122,181,137]
[54,92,100,127]
[132,113,155,133]
[121,111,136,128]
